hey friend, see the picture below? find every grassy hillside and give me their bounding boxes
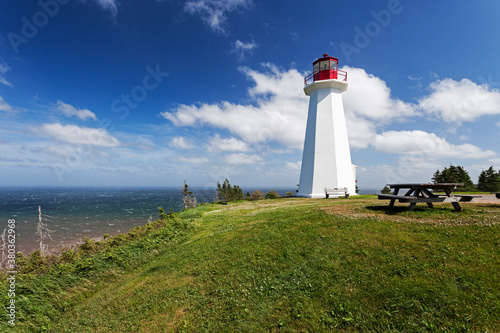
[2,196,500,332]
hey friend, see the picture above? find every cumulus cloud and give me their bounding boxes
[207,134,249,152]
[342,66,417,122]
[0,64,13,87]
[170,136,195,150]
[162,64,417,151]
[184,0,252,34]
[162,64,308,149]
[374,130,496,159]
[55,101,97,121]
[33,123,120,147]
[419,78,500,123]
[231,39,258,59]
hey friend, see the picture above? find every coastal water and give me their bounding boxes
[0,187,191,254]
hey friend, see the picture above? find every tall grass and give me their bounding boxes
[2,198,499,331]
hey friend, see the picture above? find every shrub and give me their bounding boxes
[265,190,280,199]
[381,186,392,194]
[79,237,97,254]
[250,190,263,201]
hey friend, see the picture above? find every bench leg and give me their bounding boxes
[408,202,417,211]
[452,202,462,212]
[444,189,462,212]
[389,188,399,207]
[427,202,434,208]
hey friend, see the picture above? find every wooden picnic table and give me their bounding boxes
[378,183,481,212]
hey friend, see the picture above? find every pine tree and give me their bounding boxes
[381,186,392,194]
[477,166,500,192]
[215,179,244,203]
[432,165,476,191]
[181,181,197,209]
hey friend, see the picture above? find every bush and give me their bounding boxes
[265,190,280,199]
[381,186,392,194]
[250,190,263,201]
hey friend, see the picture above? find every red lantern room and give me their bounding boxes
[305,54,347,86]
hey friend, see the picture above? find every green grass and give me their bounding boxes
[2,198,500,332]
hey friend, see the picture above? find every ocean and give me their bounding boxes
[0,186,294,255]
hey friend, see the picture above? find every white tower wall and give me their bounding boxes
[297,79,356,198]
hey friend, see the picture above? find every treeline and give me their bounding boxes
[215,178,288,203]
[432,165,500,192]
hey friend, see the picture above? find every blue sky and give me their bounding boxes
[1,0,500,190]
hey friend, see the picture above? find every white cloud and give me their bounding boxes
[162,64,418,152]
[207,134,249,152]
[162,64,308,149]
[0,64,13,87]
[33,123,120,147]
[55,101,97,121]
[0,96,14,113]
[177,156,210,165]
[419,78,500,123]
[93,0,118,16]
[231,39,258,59]
[373,130,496,159]
[285,161,301,171]
[224,153,263,165]
[184,0,252,34]
[342,66,417,122]
[170,136,194,149]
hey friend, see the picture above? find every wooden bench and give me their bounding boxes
[454,194,483,202]
[325,187,349,198]
[377,193,419,202]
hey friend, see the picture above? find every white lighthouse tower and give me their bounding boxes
[297,54,356,198]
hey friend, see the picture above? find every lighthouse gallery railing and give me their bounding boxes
[304,69,347,87]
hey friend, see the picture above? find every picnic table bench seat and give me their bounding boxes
[377,193,419,202]
[454,194,483,202]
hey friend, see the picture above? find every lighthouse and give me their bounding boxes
[297,54,357,198]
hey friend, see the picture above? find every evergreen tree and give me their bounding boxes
[181,180,197,209]
[215,179,244,203]
[477,166,500,192]
[381,186,392,194]
[432,165,475,191]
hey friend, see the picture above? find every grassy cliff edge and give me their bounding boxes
[2,196,500,331]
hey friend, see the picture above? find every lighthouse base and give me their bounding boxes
[297,192,358,199]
